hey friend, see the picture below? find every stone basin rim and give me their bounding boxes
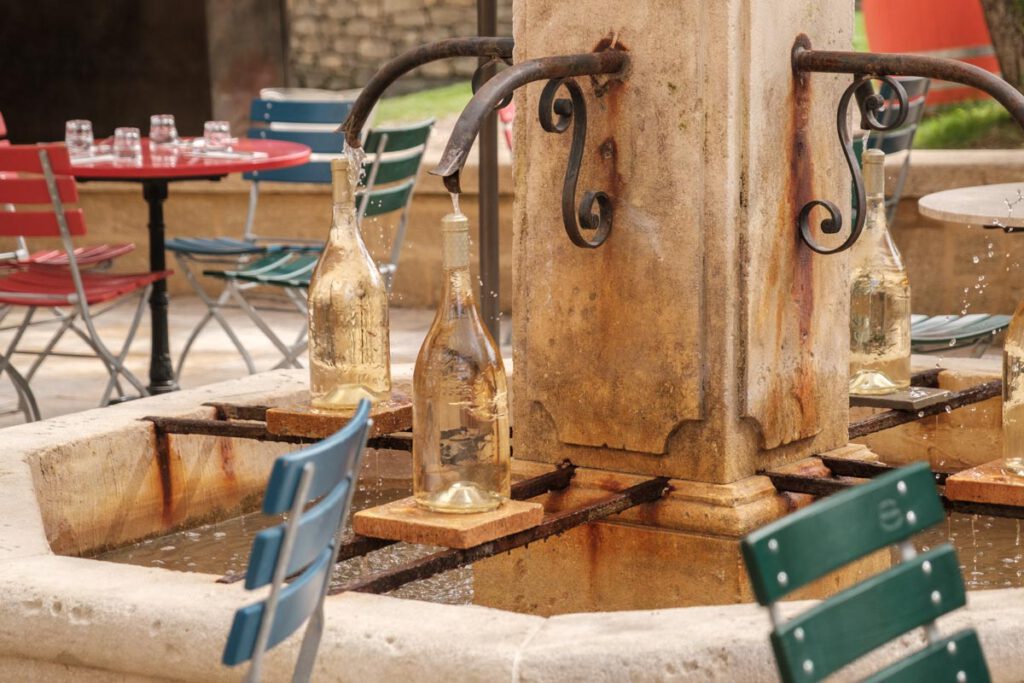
[0,369,1020,681]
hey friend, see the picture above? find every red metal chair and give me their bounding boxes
[0,111,134,269]
[0,143,171,413]
[499,102,515,151]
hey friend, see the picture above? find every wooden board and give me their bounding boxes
[945,459,1024,507]
[352,496,544,549]
[265,392,411,439]
[849,386,952,411]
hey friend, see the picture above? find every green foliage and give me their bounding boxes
[374,82,473,124]
[914,100,1023,149]
[853,10,868,52]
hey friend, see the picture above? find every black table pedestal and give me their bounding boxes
[142,180,179,394]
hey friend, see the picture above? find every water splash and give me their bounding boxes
[450,192,461,216]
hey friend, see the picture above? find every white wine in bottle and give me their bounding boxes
[849,148,911,396]
[413,212,510,513]
[1002,303,1024,475]
[307,157,391,409]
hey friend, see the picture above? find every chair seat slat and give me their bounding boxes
[0,210,86,237]
[772,546,965,683]
[222,545,335,666]
[245,480,350,589]
[741,462,942,605]
[0,176,78,203]
[864,629,990,683]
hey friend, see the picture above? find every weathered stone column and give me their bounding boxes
[475,0,879,613]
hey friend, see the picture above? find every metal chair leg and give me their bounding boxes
[174,252,257,377]
[228,279,304,368]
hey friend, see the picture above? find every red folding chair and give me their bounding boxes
[0,143,172,414]
[0,111,134,269]
[499,102,515,151]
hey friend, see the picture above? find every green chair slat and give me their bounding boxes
[359,179,414,218]
[877,126,917,155]
[772,546,965,683]
[242,253,320,286]
[741,462,943,605]
[364,150,422,185]
[865,630,990,683]
[363,119,434,154]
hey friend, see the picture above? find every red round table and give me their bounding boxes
[69,138,311,394]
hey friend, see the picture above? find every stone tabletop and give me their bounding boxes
[918,182,1024,228]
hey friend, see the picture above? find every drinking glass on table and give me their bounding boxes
[64,120,93,158]
[203,120,232,151]
[149,114,178,150]
[113,127,143,163]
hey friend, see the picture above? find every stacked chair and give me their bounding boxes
[168,95,432,376]
[223,400,371,682]
[742,462,990,682]
[0,143,171,418]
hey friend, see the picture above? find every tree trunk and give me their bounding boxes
[979,0,1024,92]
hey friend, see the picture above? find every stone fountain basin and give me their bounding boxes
[0,365,1021,681]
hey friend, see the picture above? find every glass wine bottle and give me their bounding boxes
[1003,302,1024,475]
[849,148,911,396]
[413,212,511,513]
[307,157,391,409]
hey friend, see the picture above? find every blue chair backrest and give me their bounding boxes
[222,400,372,671]
[244,97,355,184]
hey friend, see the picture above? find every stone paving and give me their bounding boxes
[0,296,488,427]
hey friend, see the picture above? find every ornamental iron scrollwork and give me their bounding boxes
[538,78,613,249]
[798,74,908,255]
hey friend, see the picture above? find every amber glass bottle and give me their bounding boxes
[1002,303,1024,475]
[849,149,911,396]
[307,158,391,409]
[413,212,510,513]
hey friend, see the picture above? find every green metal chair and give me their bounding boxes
[741,462,990,683]
[911,314,1010,357]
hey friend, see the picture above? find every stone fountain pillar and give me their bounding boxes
[474,0,885,613]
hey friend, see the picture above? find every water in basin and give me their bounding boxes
[94,450,473,605]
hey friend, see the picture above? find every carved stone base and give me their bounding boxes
[474,446,888,615]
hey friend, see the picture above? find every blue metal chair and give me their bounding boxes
[169,95,355,377]
[223,399,372,683]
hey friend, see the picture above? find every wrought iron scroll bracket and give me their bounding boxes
[796,74,908,255]
[539,78,612,249]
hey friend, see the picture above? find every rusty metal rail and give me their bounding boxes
[217,462,580,584]
[329,475,670,595]
[848,379,1001,440]
[765,464,1024,520]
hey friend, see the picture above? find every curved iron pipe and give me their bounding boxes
[431,50,629,194]
[793,44,1024,131]
[341,37,514,148]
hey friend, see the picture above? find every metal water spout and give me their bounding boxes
[340,37,515,149]
[792,35,1024,254]
[431,48,629,248]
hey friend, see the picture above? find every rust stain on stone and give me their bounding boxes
[218,438,237,483]
[154,430,174,527]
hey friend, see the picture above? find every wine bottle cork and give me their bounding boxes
[863,148,885,197]
[330,158,355,206]
[441,212,470,268]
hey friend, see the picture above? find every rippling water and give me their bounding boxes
[94,451,473,605]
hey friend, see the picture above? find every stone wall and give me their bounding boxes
[287,0,513,94]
